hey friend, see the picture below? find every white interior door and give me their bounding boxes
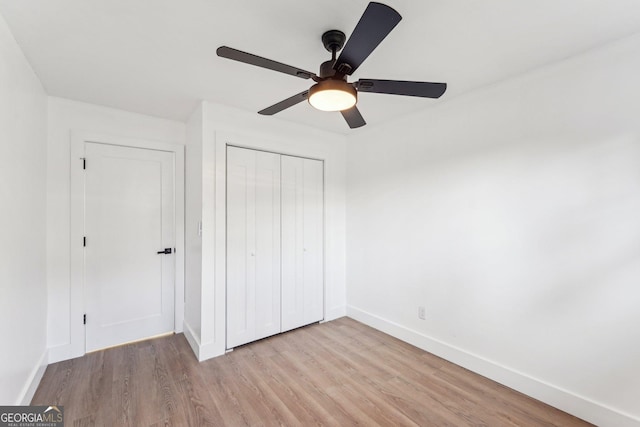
[227,146,281,348]
[281,155,324,332]
[84,142,175,352]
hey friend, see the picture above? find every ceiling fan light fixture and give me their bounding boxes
[308,80,357,112]
[217,3,446,129]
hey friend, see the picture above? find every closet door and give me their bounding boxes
[281,155,324,332]
[226,146,281,348]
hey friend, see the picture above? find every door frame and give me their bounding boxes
[70,132,185,357]
[214,135,327,354]
[224,145,325,349]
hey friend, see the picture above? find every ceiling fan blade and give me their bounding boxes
[217,46,316,79]
[356,79,447,98]
[341,106,366,129]
[258,90,309,115]
[334,2,401,75]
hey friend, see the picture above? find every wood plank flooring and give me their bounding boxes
[32,317,592,426]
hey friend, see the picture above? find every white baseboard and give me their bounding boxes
[17,349,49,405]
[198,341,224,361]
[325,305,346,322]
[182,320,202,360]
[347,305,640,427]
[182,320,225,362]
[47,343,74,364]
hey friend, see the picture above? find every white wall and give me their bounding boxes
[184,103,203,345]
[0,13,48,404]
[346,34,640,427]
[47,97,186,362]
[183,102,347,360]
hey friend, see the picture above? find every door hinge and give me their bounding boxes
[83,236,86,247]
[83,314,86,325]
[83,158,86,169]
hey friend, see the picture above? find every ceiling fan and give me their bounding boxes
[216,2,447,129]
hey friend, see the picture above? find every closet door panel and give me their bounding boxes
[226,147,281,348]
[281,156,324,332]
[253,151,282,340]
[226,147,256,348]
[302,158,324,325]
[281,156,305,331]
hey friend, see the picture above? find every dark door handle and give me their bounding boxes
[157,248,172,254]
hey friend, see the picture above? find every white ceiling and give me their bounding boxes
[1,0,640,134]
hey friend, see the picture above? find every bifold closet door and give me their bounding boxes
[226,147,281,348]
[281,155,324,332]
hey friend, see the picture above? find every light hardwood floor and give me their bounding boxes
[32,317,592,426]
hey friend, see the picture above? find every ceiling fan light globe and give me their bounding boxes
[308,80,357,112]
[309,90,356,111]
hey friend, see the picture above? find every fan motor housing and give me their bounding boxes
[319,60,338,79]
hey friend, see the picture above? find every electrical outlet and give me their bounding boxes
[418,306,426,320]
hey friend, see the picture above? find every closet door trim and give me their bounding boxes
[211,130,339,359]
[227,144,324,162]
[225,145,325,349]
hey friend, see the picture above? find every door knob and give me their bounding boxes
[157,248,172,254]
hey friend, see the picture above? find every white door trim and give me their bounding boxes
[70,132,184,357]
